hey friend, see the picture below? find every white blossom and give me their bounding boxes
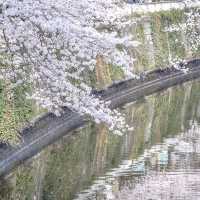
[0,0,199,134]
[0,0,140,133]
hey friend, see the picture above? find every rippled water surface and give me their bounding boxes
[77,123,200,200]
[0,79,200,200]
[73,81,200,200]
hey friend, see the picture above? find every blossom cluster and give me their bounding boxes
[0,0,139,133]
[0,0,199,134]
[164,3,200,55]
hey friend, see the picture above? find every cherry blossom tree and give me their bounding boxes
[0,0,140,133]
[0,0,199,135]
[164,1,200,68]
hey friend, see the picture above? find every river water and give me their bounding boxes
[0,79,199,200]
[1,5,200,200]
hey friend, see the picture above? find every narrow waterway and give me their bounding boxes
[0,79,199,200]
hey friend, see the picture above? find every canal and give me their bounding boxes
[0,79,199,200]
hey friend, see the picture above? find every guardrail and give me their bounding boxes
[126,1,200,13]
[126,0,184,5]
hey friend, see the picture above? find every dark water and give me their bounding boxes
[0,79,200,200]
[73,80,200,200]
[76,123,200,200]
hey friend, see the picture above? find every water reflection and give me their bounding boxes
[0,79,199,200]
[76,121,200,200]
